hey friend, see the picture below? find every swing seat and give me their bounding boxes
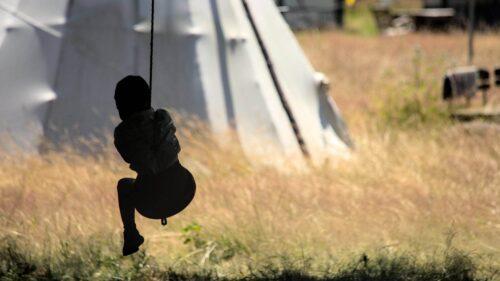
[134,162,196,223]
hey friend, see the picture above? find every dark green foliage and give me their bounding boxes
[0,236,496,281]
[0,240,37,280]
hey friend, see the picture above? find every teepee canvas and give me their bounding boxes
[0,0,351,165]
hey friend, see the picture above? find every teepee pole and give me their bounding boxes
[241,0,310,158]
[149,0,155,92]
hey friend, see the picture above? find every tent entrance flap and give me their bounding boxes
[241,0,310,158]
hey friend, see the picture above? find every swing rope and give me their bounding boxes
[149,1,168,227]
[149,0,155,92]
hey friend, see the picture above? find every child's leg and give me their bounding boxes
[117,178,144,256]
[117,178,138,231]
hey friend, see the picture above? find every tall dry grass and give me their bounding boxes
[1,126,499,277]
[1,31,499,279]
[297,31,500,130]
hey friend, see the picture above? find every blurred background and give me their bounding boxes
[0,0,499,280]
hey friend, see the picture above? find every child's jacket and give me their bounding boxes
[114,108,180,175]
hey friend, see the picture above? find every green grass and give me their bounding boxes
[1,235,496,281]
[344,4,379,36]
[376,70,450,129]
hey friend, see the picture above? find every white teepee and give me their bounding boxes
[0,0,351,165]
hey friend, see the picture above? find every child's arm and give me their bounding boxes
[114,129,133,164]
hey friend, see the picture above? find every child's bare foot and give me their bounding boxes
[122,228,144,256]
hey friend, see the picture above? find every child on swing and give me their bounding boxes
[114,76,196,256]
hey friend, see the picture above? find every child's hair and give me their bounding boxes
[114,75,152,120]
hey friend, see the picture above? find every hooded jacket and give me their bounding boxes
[114,108,180,175]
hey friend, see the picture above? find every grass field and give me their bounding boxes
[1,10,500,281]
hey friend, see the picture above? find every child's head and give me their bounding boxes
[114,75,152,120]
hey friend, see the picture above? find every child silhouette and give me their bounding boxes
[114,76,196,256]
